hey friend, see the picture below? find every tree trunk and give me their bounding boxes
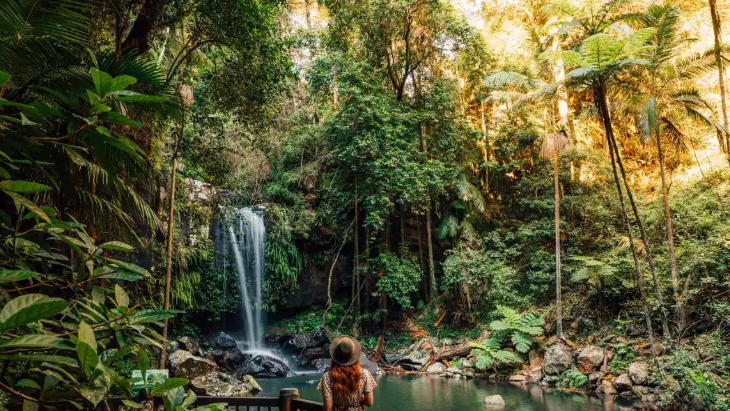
[121,0,165,54]
[656,130,683,332]
[709,0,730,162]
[480,102,489,194]
[159,56,187,368]
[595,84,655,354]
[553,149,563,340]
[420,125,436,302]
[609,128,671,341]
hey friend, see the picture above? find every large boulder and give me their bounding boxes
[299,346,329,365]
[177,336,202,356]
[280,334,309,354]
[400,340,432,371]
[597,379,616,396]
[208,348,246,371]
[427,362,447,373]
[614,373,633,392]
[307,328,330,348]
[543,344,573,375]
[628,361,649,385]
[190,372,261,397]
[483,395,505,409]
[311,358,332,373]
[359,354,379,376]
[168,350,218,380]
[235,353,292,378]
[577,345,604,372]
[211,332,238,350]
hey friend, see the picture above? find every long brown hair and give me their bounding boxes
[329,361,361,396]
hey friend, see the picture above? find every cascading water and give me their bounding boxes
[225,206,266,350]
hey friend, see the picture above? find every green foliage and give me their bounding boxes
[609,343,638,373]
[469,338,522,370]
[557,370,589,389]
[652,348,730,411]
[488,307,545,353]
[373,253,422,310]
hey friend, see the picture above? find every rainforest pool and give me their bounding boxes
[255,374,635,411]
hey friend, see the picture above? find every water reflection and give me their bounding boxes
[255,374,633,411]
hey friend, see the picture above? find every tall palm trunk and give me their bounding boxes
[709,0,730,162]
[609,128,671,341]
[553,148,563,340]
[595,84,656,353]
[656,130,683,332]
[421,126,436,302]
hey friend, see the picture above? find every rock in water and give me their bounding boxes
[177,336,202,356]
[299,346,329,365]
[312,358,332,373]
[280,334,309,354]
[426,362,447,373]
[543,344,573,375]
[307,328,330,348]
[212,332,238,350]
[191,372,261,397]
[483,395,505,409]
[598,379,616,396]
[359,354,379,376]
[400,340,432,371]
[614,373,633,392]
[628,361,649,385]
[208,348,246,371]
[235,353,292,378]
[168,350,218,380]
[577,345,604,372]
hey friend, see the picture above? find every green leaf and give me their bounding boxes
[0,180,51,193]
[0,354,78,367]
[90,68,113,97]
[99,112,143,128]
[106,259,150,277]
[0,294,69,332]
[3,191,50,222]
[0,71,9,86]
[0,334,74,350]
[76,341,99,377]
[109,75,137,93]
[488,320,511,332]
[99,241,135,253]
[78,386,106,406]
[128,309,182,325]
[0,270,41,284]
[77,321,97,351]
[151,378,189,395]
[137,348,149,381]
[99,272,143,281]
[91,287,105,304]
[112,93,168,103]
[16,379,41,390]
[114,285,129,308]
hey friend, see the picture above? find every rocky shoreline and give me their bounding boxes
[166,329,665,410]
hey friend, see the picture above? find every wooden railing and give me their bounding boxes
[191,388,323,411]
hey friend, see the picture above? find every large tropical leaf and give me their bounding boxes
[0,294,69,332]
[0,335,74,350]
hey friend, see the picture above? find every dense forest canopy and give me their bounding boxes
[0,0,727,409]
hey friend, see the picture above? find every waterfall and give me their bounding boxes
[226,206,266,350]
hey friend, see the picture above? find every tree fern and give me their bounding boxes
[487,306,545,353]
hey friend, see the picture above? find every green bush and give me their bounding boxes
[558,370,588,389]
[653,349,730,411]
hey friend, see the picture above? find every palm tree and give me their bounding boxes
[708,0,730,161]
[634,5,727,335]
[541,130,570,340]
[563,27,662,351]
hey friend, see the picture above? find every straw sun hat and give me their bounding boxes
[329,336,362,366]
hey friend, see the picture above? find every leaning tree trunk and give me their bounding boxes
[709,0,730,162]
[609,129,671,341]
[656,130,684,333]
[595,84,656,354]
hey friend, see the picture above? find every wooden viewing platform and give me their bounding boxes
[142,388,324,411]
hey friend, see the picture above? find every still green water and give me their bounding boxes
[255,374,633,411]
